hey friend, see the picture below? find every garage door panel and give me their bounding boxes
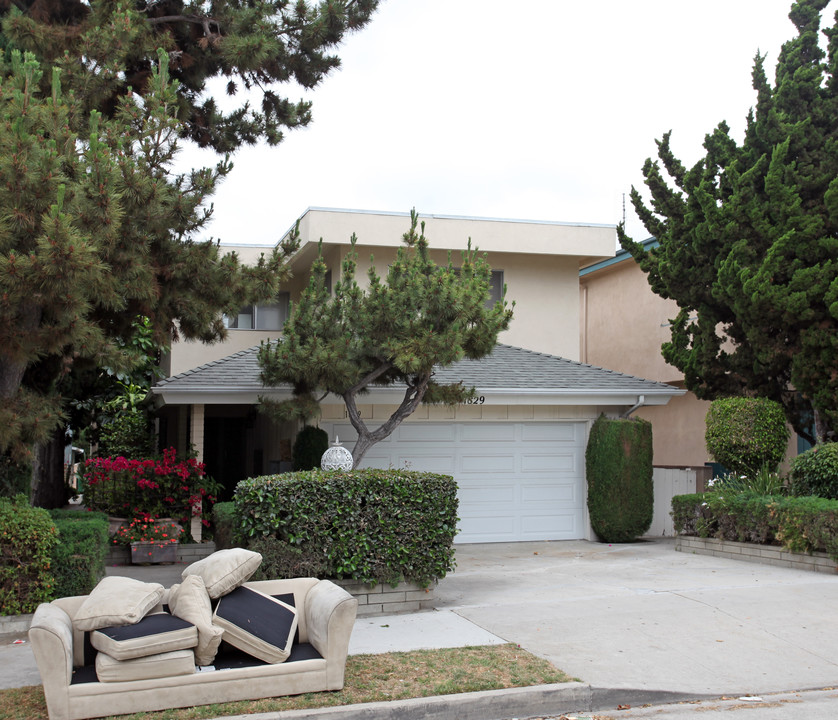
[522,423,579,443]
[395,425,454,443]
[520,483,577,503]
[460,425,516,442]
[460,454,516,473]
[459,485,517,505]
[458,513,518,542]
[521,453,577,473]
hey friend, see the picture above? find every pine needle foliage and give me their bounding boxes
[258,210,514,466]
[0,0,379,152]
[619,0,838,443]
[0,50,297,463]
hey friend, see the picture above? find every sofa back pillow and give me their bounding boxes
[168,575,224,666]
[181,548,262,600]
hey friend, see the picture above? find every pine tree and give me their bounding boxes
[0,0,378,151]
[258,211,514,467]
[619,0,838,443]
[0,50,298,503]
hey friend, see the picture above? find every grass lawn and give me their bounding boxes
[0,644,575,720]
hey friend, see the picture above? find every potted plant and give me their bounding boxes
[111,516,183,564]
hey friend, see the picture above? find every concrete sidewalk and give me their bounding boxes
[3,538,838,716]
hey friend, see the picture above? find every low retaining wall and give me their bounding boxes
[335,579,436,617]
[105,542,217,566]
[675,535,837,574]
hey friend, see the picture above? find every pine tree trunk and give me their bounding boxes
[31,425,66,509]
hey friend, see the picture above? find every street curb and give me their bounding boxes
[0,613,32,638]
[210,683,715,720]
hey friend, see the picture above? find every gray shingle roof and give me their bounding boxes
[154,343,679,397]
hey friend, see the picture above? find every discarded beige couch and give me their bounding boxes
[29,566,358,720]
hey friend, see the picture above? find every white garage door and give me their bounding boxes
[325,421,587,543]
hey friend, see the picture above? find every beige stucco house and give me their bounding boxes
[579,240,800,477]
[154,208,685,543]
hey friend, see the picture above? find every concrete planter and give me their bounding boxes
[675,535,837,574]
[130,542,178,564]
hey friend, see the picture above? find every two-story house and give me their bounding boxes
[153,208,684,543]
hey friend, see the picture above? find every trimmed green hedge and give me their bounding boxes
[0,496,58,615]
[586,415,653,542]
[49,509,109,598]
[234,469,459,587]
[671,492,838,561]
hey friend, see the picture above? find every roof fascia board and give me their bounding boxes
[153,386,685,407]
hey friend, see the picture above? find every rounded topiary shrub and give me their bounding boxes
[292,425,329,471]
[705,397,789,475]
[586,415,653,543]
[789,443,838,499]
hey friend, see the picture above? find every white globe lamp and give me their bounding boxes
[321,436,354,471]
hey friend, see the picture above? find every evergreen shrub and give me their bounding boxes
[292,426,329,471]
[586,415,653,542]
[48,509,108,598]
[705,397,789,475]
[98,412,155,458]
[789,443,838,499]
[212,502,240,550]
[0,496,58,614]
[234,469,458,586]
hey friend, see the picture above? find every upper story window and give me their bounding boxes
[225,293,290,331]
[487,270,504,307]
[453,269,504,308]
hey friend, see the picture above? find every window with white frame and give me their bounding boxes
[225,293,290,330]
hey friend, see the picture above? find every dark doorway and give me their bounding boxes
[204,417,249,502]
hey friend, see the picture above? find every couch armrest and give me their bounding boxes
[305,580,358,690]
[29,602,73,720]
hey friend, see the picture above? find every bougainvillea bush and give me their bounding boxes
[82,448,216,534]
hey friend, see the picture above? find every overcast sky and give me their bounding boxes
[178,0,836,248]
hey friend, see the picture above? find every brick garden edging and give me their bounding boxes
[335,579,436,616]
[675,535,837,574]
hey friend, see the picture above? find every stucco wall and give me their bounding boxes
[580,260,682,382]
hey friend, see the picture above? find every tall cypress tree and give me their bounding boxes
[258,211,514,467]
[620,0,838,443]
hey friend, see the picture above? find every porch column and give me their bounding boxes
[190,404,205,542]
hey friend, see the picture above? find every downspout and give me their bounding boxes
[622,395,645,418]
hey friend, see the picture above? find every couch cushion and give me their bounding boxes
[212,586,297,664]
[168,575,224,666]
[95,648,195,683]
[91,612,197,661]
[74,576,164,632]
[181,548,262,600]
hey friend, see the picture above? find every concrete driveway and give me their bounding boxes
[434,538,838,696]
